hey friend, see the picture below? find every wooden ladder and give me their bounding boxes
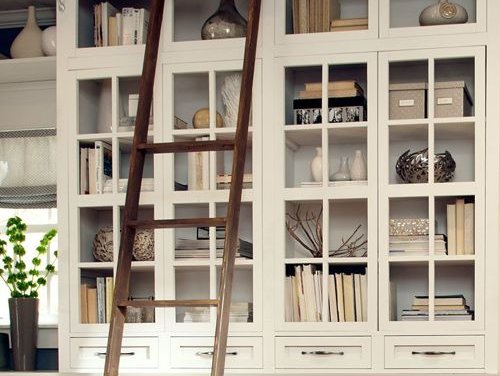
[103,0,261,375]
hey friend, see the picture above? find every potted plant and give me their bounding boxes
[0,216,57,371]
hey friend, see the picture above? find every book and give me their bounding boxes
[80,284,89,323]
[96,277,106,323]
[188,136,210,190]
[298,0,309,34]
[360,273,368,321]
[108,16,118,46]
[331,18,369,27]
[464,203,474,255]
[328,274,338,322]
[80,147,89,194]
[342,273,355,322]
[285,276,293,322]
[88,148,97,194]
[105,276,114,323]
[302,265,316,321]
[101,2,118,47]
[294,265,306,322]
[304,80,362,92]
[354,274,362,322]
[122,8,136,45]
[331,25,368,32]
[298,88,363,99]
[456,198,465,254]
[116,13,122,45]
[335,273,345,322]
[137,8,150,44]
[95,141,112,194]
[413,294,466,306]
[87,287,98,324]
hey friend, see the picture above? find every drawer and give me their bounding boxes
[275,337,371,369]
[70,337,158,369]
[385,336,484,369]
[170,337,262,369]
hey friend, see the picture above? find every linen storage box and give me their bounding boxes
[293,96,367,124]
[389,82,427,120]
[434,81,473,118]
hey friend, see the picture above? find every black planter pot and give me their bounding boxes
[8,298,38,371]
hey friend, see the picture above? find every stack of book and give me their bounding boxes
[292,0,340,34]
[216,173,253,189]
[447,198,474,255]
[389,234,447,256]
[94,2,149,47]
[80,277,114,324]
[330,18,368,32]
[175,238,253,259]
[284,265,367,322]
[182,303,253,323]
[80,141,112,195]
[401,294,473,321]
[293,81,366,124]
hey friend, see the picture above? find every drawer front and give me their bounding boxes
[385,336,484,369]
[275,337,371,369]
[171,337,262,369]
[70,337,158,369]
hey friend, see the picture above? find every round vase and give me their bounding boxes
[10,6,44,59]
[419,0,468,26]
[350,150,367,181]
[310,147,322,182]
[201,0,247,40]
[192,108,224,128]
[9,298,39,371]
[41,26,57,56]
[331,156,351,181]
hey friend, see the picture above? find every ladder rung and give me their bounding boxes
[117,299,219,308]
[137,140,235,154]
[127,217,226,229]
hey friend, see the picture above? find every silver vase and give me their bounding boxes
[201,0,247,40]
[419,0,468,26]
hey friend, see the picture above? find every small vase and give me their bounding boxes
[9,298,39,371]
[310,147,322,182]
[41,26,57,56]
[201,0,247,40]
[350,150,367,181]
[331,157,351,181]
[419,0,468,26]
[10,6,44,58]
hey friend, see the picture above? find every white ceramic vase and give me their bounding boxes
[332,156,351,181]
[350,150,367,181]
[41,26,57,56]
[10,6,44,59]
[310,147,322,182]
[419,0,468,26]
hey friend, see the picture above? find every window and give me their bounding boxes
[0,208,58,326]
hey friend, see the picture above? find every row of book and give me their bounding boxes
[292,0,340,34]
[94,2,149,47]
[80,141,112,195]
[284,265,367,322]
[401,294,473,321]
[175,237,253,259]
[182,303,253,323]
[447,199,474,255]
[81,277,155,324]
[389,234,447,256]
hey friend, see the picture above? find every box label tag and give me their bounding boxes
[399,99,415,107]
[437,97,453,105]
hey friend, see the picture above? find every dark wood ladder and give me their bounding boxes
[103,0,261,375]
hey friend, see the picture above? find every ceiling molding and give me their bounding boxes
[0,7,56,29]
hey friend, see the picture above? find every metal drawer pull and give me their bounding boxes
[301,351,345,356]
[412,351,456,356]
[196,351,238,356]
[95,352,135,357]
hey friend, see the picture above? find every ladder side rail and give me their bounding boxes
[104,1,165,375]
[211,1,262,375]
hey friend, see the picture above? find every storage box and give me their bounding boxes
[389,83,427,120]
[435,81,473,118]
[293,96,366,124]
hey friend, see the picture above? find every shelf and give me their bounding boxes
[0,56,55,84]
[283,185,369,200]
[79,262,114,269]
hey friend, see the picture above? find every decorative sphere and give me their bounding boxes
[41,26,57,56]
[192,108,224,128]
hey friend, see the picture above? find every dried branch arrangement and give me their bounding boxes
[286,205,323,257]
[329,224,367,257]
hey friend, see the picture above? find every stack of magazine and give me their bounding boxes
[175,238,253,259]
